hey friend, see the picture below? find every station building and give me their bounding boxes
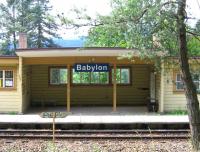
[0,34,200,114]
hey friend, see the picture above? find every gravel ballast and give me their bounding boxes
[0,139,192,152]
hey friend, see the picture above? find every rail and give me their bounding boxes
[0,129,190,139]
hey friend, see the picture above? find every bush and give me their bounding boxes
[166,109,188,115]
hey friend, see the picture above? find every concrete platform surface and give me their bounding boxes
[0,107,189,124]
[27,106,149,115]
[0,114,189,124]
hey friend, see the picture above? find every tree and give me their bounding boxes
[28,0,60,48]
[0,0,35,54]
[84,15,127,47]
[60,0,200,150]
[0,0,59,54]
[195,19,200,34]
[84,0,182,58]
[187,37,200,56]
[177,0,200,150]
[0,0,20,54]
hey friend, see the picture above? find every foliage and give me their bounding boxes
[59,0,200,150]
[71,69,129,84]
[45,141,69,152]
[187,37,200,56]
[0,0,20,54]
[28,0,60,48]
[83,0,200,56]
[166,109,188,115]
[195,19,200,34]
[85,16,127,47]
[92,145,101,152]
[187,20,200,56]
[8,111,18,115]
[73,72,109,84]
[83,0,180,57]
[0,0,59,55]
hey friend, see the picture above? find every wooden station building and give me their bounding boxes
[0,34,200,114]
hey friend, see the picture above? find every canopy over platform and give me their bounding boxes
[16,47,138,57]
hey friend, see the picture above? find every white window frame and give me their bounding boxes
[175,73,200,91]
[175,73,184,90]
[193,74,200,91]
[49,67,68,85]
[0,70,14,88]
[112,67,131,85]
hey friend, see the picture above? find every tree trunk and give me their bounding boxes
[37,22,42,48]
[177,0,200,151]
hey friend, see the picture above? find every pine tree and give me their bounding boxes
[0,0,18,54]
[28,0,59,48]
[0,0,59,54]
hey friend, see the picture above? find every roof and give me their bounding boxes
[168,56,200,59]
[16,47,128,51]
[16,47,139,57]
[0,55,18,58]
[6,47,200,58]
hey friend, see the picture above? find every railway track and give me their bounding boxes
[0,129,190,139]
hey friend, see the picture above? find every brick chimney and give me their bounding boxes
[18,33,27,49]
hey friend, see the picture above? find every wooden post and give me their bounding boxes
[67,65,71,112]
[52,112,56,151]
[150,72,156,102]
[113,64,117,112]
[19,57,23,113]
[160,61,164,112]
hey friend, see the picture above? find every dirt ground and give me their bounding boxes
[0,139,192,152]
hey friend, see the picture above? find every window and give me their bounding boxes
[50,67,67,85]
[72,69,109,85]
[0,71,3,88]
[0,70,14,88]
[175,73,184,90]
[112,67,131,84]
[175,73,200,91]
[193,74,200,90]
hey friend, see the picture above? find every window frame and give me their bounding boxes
[0,68,16,90]
[111,66,132,86]
[71,68,110,86]
[48,66,68,86]
[71,66,132,86]
[175,73,184,91]
[0,70,3,88]
[173,71,200,93]
[192,74,200,91]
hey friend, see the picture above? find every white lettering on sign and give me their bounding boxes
[77,65,82,71]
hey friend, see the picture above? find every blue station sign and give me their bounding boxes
[74,63,110,72]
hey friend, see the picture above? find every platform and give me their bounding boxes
[0,106,189,125]
[0,114,189,124]
[27,106,149,115]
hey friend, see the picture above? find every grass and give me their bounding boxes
[45,141,69,152]
[8,111,18,115]
[92,145,102,152]
[166,109,188,115]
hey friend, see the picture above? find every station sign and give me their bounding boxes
[74,63,110,72]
